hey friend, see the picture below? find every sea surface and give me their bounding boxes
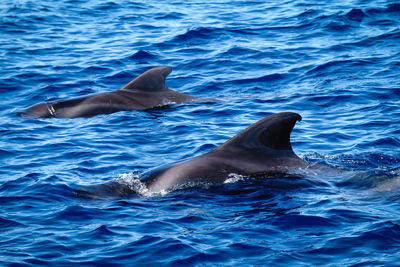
[1,0,400,265]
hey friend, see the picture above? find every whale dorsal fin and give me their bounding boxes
[217,112,302,154]
[120,67,172,92]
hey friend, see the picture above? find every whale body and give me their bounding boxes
[76,112,306,197]
[19,67,195,118]
[141,112,305,192]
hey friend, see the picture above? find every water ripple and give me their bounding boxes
[1,0,400,265]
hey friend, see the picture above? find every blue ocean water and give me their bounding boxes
[1,0,400,265]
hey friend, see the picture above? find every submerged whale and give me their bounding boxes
[19,67,195,118]
[76,112,307,197]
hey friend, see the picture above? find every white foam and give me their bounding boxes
[224,173,247,184]
[116,172,174,197]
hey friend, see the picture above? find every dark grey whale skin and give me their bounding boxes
[18,67,195,119]
[76,112,306,196]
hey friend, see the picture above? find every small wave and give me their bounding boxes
[94,1,122,12]
[154,12,184,20]
[329,28,400,52]
[231,73,285,85]
[367,3,400,15]
[128,50,156,60]
[221,46,260,57]
[163,27,223,47]
[103,71,133,81]
[324,20,352,32]
[80,66,111,74]
[83,224,119,239]
[174,27,216,41]
[271,214,338,230]
[306,59,369,75]
[363,137,400,149]
[51,205,98,221]
[0,216,24,228]
[298,219,400,264]
[345,8,368,22]
[100,71,134,87]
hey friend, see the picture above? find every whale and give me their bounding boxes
[18,67,195,118]
[141,112,306,192]
[75,112,307,197]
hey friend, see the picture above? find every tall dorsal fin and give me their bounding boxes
[216,112,302,153]
[120,67,172,92]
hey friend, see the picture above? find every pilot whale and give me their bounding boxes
[18,67,195,118]
[76,112,307,197]
[142,112,305,192]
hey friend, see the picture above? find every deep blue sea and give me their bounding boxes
[1,0,400,265]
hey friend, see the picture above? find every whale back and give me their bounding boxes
[119,66,172,92]
[215,112,302,156]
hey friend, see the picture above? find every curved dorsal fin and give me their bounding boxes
[217,112,302,153]
[120,66,172,92]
